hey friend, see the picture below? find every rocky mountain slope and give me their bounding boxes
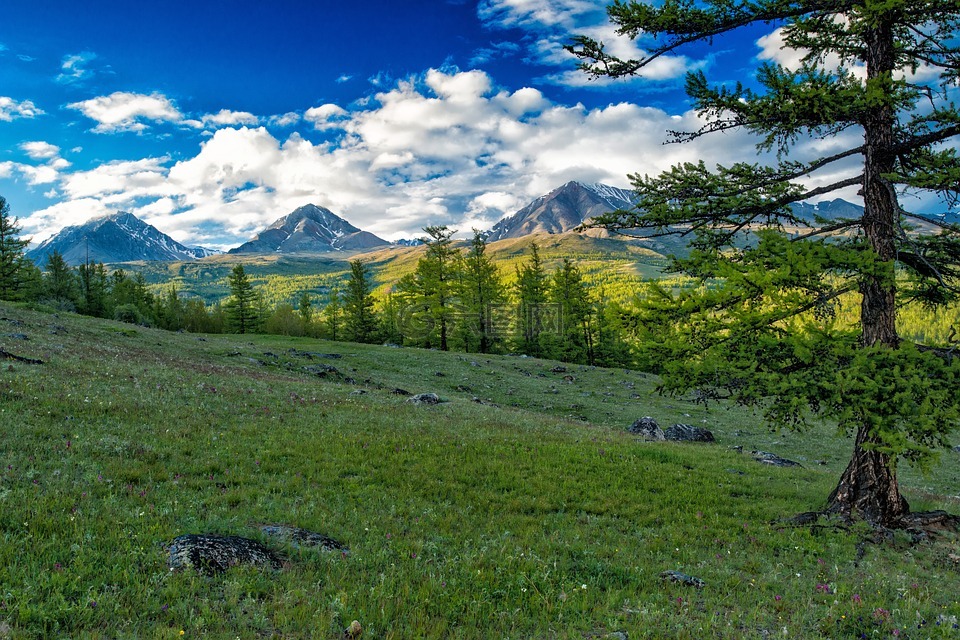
[27,212,218,265]
[229,204,389,254]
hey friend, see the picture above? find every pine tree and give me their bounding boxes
[545,258,593,364]
[571,0,960,527]
[0,196,33,301]
[456,231,505,353]
[42,250,79,311]
[343,259,379,344]
[514,243,550,357]
[322,286,343,341]
[225,265,257,334]
[398,226,459,350]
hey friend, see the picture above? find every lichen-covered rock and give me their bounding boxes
[752,450,803,467]
[660,570,705,588]
[407,392,441,405]
[258,525,349,554]
[168,534,282,574]
[664,424,715,443]
[628,417,665,440]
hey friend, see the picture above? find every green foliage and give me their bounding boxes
[342,259,379,344]
[224,265,259,334]
[41,250,80,311]
[569,0,960,524]
[0,196,33,302]
[514,243,550,357]
[453,231,506,353]
[396,226,460,350]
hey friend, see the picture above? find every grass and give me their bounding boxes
[2,302,960,638]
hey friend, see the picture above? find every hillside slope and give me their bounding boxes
[1,304,958,637]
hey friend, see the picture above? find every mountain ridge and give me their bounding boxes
[27,212,218,266]
[229,204,389,254]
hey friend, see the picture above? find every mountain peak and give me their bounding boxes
[230,204,388,254]
[27,211,219,265]
[487,181,637,242]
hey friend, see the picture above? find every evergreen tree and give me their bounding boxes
[398,226,459,350]
[571,0,960,527]
[297,291,315,335]
[342,259,379,343]
[77,260,109,318]
[455,231,505,353]
[225,265,257,334]
[0,196,32,301]
[545,258,593,364]
[42,250,79,311]
[322,286,343,341]
[514,243,550,357]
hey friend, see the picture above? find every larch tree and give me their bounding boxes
[225,264,258,334]
[456,230,505,353]
[571,0,960,527]
[398,226,459,350]
[0,196,32,302]
[343,259,379,344]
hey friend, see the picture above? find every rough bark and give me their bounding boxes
[826,426,909,526]
[827,16,911,526]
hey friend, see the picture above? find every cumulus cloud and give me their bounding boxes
[269,112,301,127]
[304,104,349,130]
[183,109,260,130]
[67,91,183,133]
[23,68,824,249]
[0,96,44,121]
[56,51,98,84]
[20,141,60,160]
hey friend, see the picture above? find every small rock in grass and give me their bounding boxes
[391,388,411,396]
[628,417,664,441]
[408,392,441,405]
[664,424,715,443]
[350,389,367,395]
[752,450,802,467]
[7,333,29,340]
[659,570,705,589]
[168,534,282,574]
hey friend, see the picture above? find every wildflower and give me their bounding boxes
[582,584,587,590]
[852,594,862,604]
[774,595,782,601]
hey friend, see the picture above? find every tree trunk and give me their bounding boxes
[827,16,911,526]
[826,426,909,526]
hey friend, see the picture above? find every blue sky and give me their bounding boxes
[0,0,909,249]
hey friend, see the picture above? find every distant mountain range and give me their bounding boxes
[26,212,219,266]
[228,204,389,254]
[26,185,867,266]
[487,181,637,241]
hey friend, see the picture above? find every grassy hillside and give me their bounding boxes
[2,303,960,638]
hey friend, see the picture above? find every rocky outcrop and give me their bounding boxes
[168,534,283,574]
[663,424,715,443]
[628,417,665,440]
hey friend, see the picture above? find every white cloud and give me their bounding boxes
[20,141,60,160]
[67,91,183,133]
[268,112,301,127]
[56,52,97,84]
[304,104,348,129]
[0,96,44,121]
[336,74,353,83]
[23,68,829,248]
[183,109,260,129]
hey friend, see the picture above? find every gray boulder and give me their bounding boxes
[752,450,802,467]
[168,534,282,574]
[408,393,441,405]
[628,417,665,440]
[664,424,715,443]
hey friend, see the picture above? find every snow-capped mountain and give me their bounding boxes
[26,212,220,266]
[789,198,865,222]
[229,204,389,254]
[487,181,637,242]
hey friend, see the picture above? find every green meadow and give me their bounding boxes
[2,302,960,638]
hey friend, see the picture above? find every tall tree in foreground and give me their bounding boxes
[514,243,550,357]
[398,226,459,350]
[0,196,32,301]
[571,1,960,527]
